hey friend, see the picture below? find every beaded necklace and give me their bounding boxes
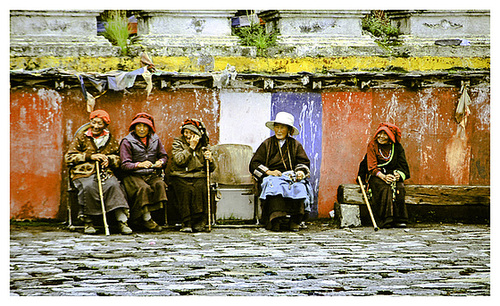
[378,147,392,160]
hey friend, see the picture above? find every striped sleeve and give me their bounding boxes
[253,164,269,179]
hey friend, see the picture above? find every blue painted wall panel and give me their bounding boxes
[270,92,323,218]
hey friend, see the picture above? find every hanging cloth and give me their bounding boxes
[455,81,471,138]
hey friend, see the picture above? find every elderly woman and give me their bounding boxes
[120,112,167,232]
[65,110,132,235]
[169,119,215,233]
[360,122,410,228]
[250,112,311,232]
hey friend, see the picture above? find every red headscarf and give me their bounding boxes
[374,122,401,143]
[89,110,111,125]
[129,112,156,133]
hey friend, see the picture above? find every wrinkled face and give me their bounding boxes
[134,123,150,138]
[90,117,106,137]
[274,123,290,140]
[376,131,390,145]
[183,128,198,141]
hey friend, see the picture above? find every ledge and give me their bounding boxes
[10,55,491,75]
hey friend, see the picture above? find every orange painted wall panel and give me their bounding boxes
[12,88,221,220]
[10,89,63,219]
[370,88,485,185]
[318,91,372,217]
[467,87,490,185]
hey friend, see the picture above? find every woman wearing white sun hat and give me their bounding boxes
[249,112,311,232]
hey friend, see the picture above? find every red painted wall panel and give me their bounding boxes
[63,89,221,154]
[467,87,490,185]
[318,87,489,218]
[12,88,220,220]
[10,89,63,219]
[371,88,483,185]
[318,91,372,217]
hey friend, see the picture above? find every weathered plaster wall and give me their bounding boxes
[319,91,373,218]
[10,85,490,220]
[10,89,63,219]
[218,90,271,151]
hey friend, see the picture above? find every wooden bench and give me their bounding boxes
[336,184,490,227]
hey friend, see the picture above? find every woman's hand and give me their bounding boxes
[152,160,164,168]
[137,161,153,169]
[91,153,109,168]
[266,170,282,177]
[393,172,401,181]
[295,170,305,181]
[203,149,213,162]
[189,134,200,149]
[378,172,396,184]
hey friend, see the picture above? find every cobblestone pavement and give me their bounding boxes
[10,223,490,296]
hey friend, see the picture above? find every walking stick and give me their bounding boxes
[206,159,211,231]
[96,162,110,236]
[357,176,379,231]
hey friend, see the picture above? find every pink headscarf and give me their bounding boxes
[89,110,111,125]
[129,112,156,133]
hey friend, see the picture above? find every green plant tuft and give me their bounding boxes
[362,10,400,50]
[103,11,130,56]
[233,21,278,57]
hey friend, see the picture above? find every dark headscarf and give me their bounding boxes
[181,118,209,147]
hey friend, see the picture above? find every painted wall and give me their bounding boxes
[10,85,490,220]
[319,91,372,217]
[218,90,271,151]
[270,92,323,218]
[10,89,63,219]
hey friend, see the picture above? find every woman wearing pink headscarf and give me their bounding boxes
[120,112,168,232]
[359,122,410,228]
[65,110,132,235]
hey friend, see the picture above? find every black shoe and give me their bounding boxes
[394,223,407,228]
[118,221,133,235]
[270,219,280,232]
[142,219,162,232]
[180,226,193,233]
[193,220,207,232]
[84,223,97,234]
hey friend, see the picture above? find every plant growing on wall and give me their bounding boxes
[362,10,400,50]
[233,19,278,57]
[102,10,130,56]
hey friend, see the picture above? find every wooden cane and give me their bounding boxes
[357,176,379,231]
[206,159,211,231]
[96,162,110,235]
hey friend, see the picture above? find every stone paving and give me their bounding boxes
[10,223,490,296]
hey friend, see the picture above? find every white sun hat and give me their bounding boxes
[265,112,300,136]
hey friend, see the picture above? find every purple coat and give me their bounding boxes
[120,132,168,175]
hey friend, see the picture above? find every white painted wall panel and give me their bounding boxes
[218,90,271,152]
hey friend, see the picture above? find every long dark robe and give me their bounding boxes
[360,140,410,227]
[120,132,168,221]
[249,136,310,229]
[168,136,216,227]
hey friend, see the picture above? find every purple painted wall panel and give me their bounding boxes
[270,92,323,218]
